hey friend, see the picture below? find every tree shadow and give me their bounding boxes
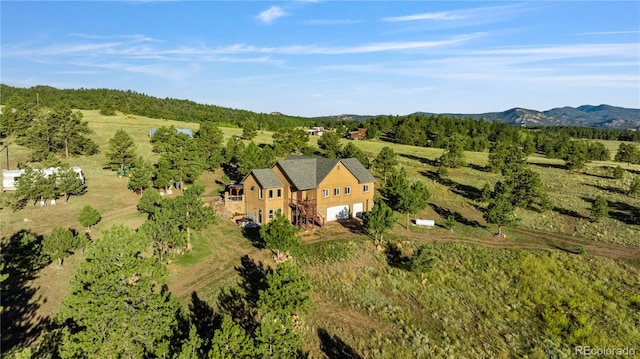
[385,242,410,269]
[467,163,488,172]
[552,206,589,220]
[399,153,438,166]
[336,218,364,234]
[420,170,482,202]
[584,183,627,195]
[429,203,485,228]
[607,200,640,225]
[528,162,567,170]
[1,230,51,352]
[318,328,362,359]
[189,291,222,353]
[241,227,265,249]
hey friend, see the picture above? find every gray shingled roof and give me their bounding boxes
[340,158,376,183]
[249,169,283,189]
[276,155,374,190]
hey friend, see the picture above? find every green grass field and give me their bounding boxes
[2,110,639,358]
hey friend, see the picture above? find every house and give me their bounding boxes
[346,128,367,140]
[241,155,375,229]
[2,167,85,191]
[306,127,326,136]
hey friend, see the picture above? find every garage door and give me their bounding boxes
[326,205,349,221]
[352,203,364,218]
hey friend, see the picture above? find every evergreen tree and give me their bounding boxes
[242,119,258,140]
[487,141,527,176]
[612,165,625,179]
[128,157,154,193]
[254,312,303,359]
[76,205,101,232]
[614,143,640,164]
[177,325,204,359]
[259,212,299,255]
[154,157,175,192]
[138,188,163,218]
[340,143,370,168]
[57,225,181,358]
[141,206,184,260]
[317,131,343,159]
[272,128,309,156]
[104,129,136,172]
[438,134,466,168]
[484,188,517,235]
[564,140,590,170]
[481,183,493,202]
[373,146,397,185]
[194,122,224,171]
[257,261,313,316]
[409,245,435,273]
[167,183,216,251]
[57,165,87,202]
[209,316,256,359]
[507,168,546,209]
[591,195,609,221]
[383,169,431,228]
[42,226,86,266]
[363,200,395,242]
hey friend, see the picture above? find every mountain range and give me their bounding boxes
[414,104,640,130]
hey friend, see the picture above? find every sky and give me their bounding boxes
[1,1,639,117]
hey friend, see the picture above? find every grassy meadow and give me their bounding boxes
[1,110,639,357]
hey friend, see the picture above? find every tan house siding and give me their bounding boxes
[316,162,375,219]
[243,173,285,225]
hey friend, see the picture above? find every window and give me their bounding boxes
[259,188,263,199]
[268,189,274,199]
[334,187,340,196]
[345,186,351,195]
[258,210,263,223]
[277,188,282,198]
[363,184,370,193]
[268,209,274,220]
[322,189,329,198]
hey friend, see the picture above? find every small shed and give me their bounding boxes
[347,128,367,140]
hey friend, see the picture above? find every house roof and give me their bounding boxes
[249,169,283,189]
[340,158,376,183]
[276,155,374,190]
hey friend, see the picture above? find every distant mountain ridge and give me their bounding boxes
[415,104,640,130]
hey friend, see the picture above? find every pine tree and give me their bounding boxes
[317,131,343,159]
[254,312,303,358]
[194,122,224,171]
[272,128,309,156]
[42,226,86,266]
[564,140,590,170]
[259,213,299,255]
[340,143,370,168]
[373,146,397,185]
[383,169,431,228]
[57,225,181,358]
[614,143,640,164]
[128,157,154,193]
[76,205,101,232]
[257,261,313,316]
[363,200,395,242]
[484,190,517,235]
[409,245,435,273]
[242,119,258,140]
[154,157,175,192]
[57,165,86,202]
[104,129,136,172]
[209,316,256,359]
[591,195,609,221]
[138,188,163,218]
[612,165,625,179]
[168,183,216,251]
[438,134,466,168]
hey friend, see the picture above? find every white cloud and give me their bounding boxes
[257,6,287,24]
[383,11,464,22]
[573,30,640,36]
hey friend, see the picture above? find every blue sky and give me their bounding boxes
[2,1,639,117]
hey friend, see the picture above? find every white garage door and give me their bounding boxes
[326,205,350,221]
[352,203,364,218]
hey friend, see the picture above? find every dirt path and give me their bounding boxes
[305,221,640,261]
